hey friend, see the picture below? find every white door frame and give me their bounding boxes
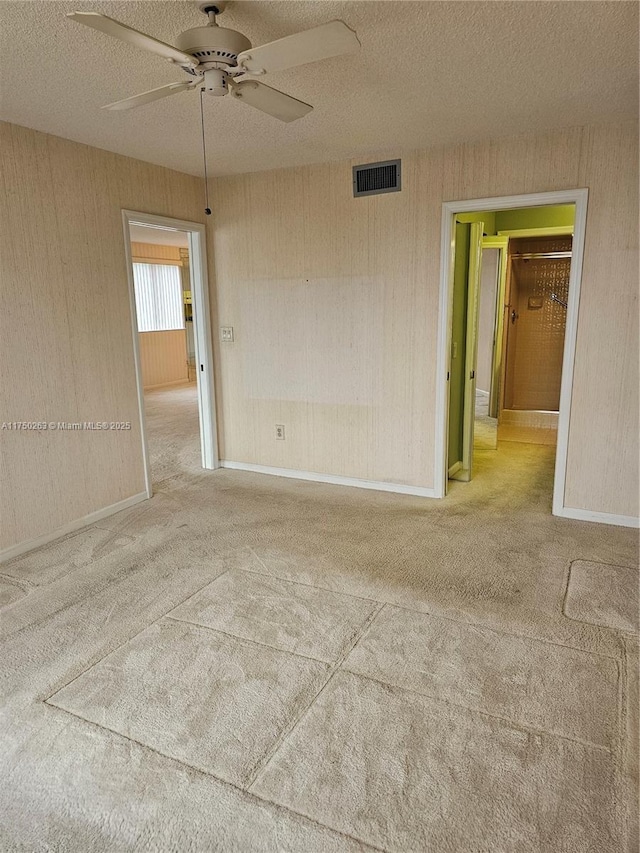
[457,221,484,481]
[434,189,589,518]
[122,210,218,497]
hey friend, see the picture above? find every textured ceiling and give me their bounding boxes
[1,1,637,177]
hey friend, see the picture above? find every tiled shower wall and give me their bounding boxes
[504,237,572,411]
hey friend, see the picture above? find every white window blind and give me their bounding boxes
[133,263,185,332]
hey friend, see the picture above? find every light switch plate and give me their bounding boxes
[220,326,234,342]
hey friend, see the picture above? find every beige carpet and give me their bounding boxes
[1,385,638,852]
[565,559,639,634]
[143,382,202,486]
[474,390,498,450]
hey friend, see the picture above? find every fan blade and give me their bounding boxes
[236,20,359,75]
[231,81,312,122]
[67,12,199,67]
[103,81,196,111]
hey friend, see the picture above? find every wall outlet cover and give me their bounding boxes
[220,326,234,342]
[275,424,285,440]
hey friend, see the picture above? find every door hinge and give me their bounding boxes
[470,370,475,379]
[446,371,450,381]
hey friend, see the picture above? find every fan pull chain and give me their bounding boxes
[199,88,212,216]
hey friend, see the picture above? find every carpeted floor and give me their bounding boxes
[143,382,202,486]
[474,390,498,450]
[1,385,638,852]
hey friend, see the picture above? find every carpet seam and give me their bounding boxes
[562,560,639,636]
[245,602,385,791]
[163,614,333,664]
[0,573,34,591]
[246,548,382,604]
[338,668,615,754]
[244,551,625,660]
[0,536,175,642]
[41,701,386,853]
[163,567,232,617]
[385,600,626,660]
[41,568,233,703]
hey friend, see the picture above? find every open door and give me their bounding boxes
[448,220,483,483]
[481,236,509,419]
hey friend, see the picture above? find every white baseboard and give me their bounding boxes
[0,492,149,563]
[554,504,640,529]
[476,389,490,397]
[220,461,438,498]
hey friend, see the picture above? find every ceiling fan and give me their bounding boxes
[67,1,361,122]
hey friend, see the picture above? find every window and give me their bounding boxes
[133,263,184,332]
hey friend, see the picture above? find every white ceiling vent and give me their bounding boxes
[353,159,401,197]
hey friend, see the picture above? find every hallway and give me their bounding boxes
[144,382,200,486]
[1,389,638,852]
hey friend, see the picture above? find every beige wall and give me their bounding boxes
[1,120,637,553]
[131,242,183,263]
[0,122,204,551]
[211,121,639,518]
[138,331,188,390]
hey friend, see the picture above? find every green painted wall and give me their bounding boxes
[495,204,575,232]
[456,205,575,236]
[456,211,496,235]
[448,222,470,470]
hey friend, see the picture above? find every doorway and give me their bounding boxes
[122,211,218,496]
[435,190,588,517]
[499,233,573,444]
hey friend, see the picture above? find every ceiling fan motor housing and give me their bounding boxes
[174,26,251,71]
[202,68,229,96]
